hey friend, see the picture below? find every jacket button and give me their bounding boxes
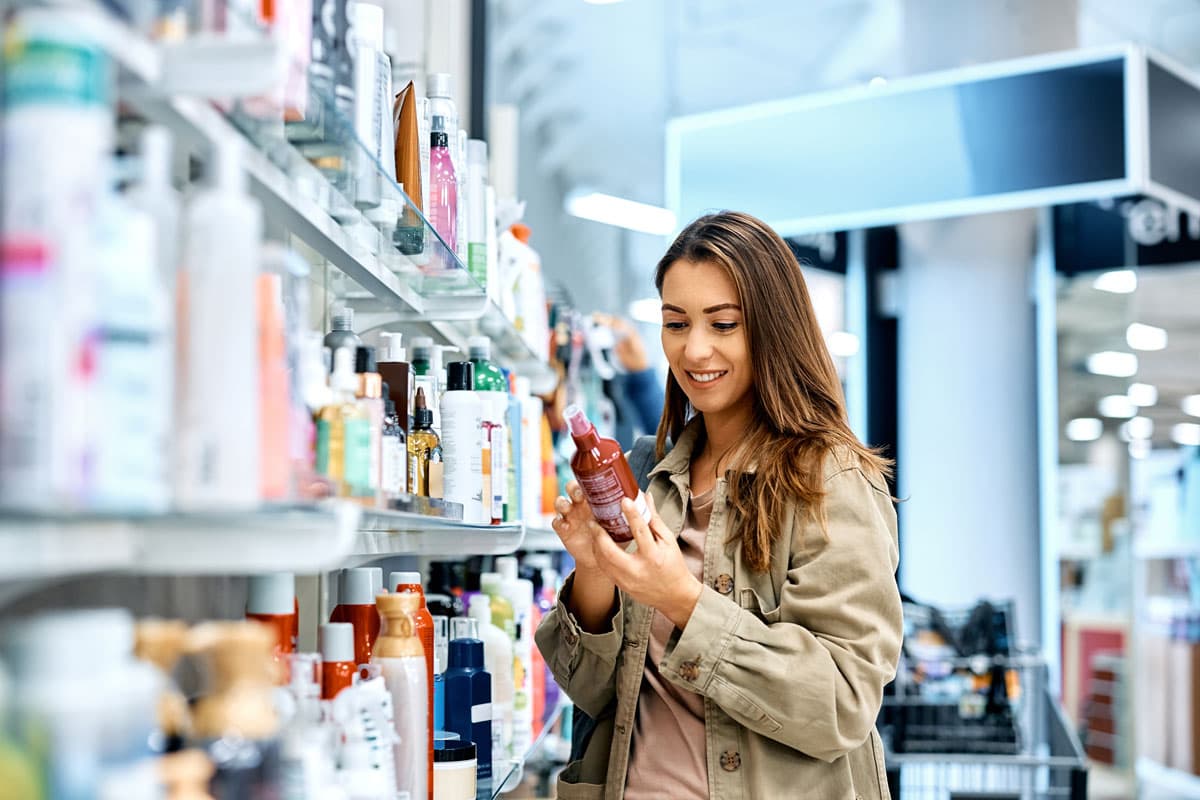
[679,660,700,682]
[713,574,734,594]
[564,628,579,647]
[720,750,741,771]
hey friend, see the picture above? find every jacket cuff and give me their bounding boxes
[553,573,625,669]
[660,585,740,693]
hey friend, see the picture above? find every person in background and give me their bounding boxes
[595,313,666,450]
[537,211,902,799]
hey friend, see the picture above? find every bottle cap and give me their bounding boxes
[332,348,358,393]
[411,336,434,360]
[448,637,484,670]
[369,567,384,597]
[446,361,474,392]
[431,128,449,148]
[348,0,383,49]
[564,404,591,437]
[468,595,492,625]
[247,573,294,616]
[495,556,518,583]
[380,332,405,362]
[450,616,479,641]
[467,335,492,361]
[427,72,453,99]
[354,345,377,374]
[389,571,422,591]
[331,308,354,332]
[319,623,355,663]
[434,730,461,745]
[434,741,477,762]
[413,387,434,428]
[339,568,376,606]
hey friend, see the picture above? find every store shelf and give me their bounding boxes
[521,521,566,552]
[0,503,360,580]
[1137,757,1200,798]
[345,510,525,563]
[1134,538,1200,560]
[494,700,571,797]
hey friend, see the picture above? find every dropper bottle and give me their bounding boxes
[407,388,440,496]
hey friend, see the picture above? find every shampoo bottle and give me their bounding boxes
[445,618,492,784]
[440,361,484,524]
[390,570,436,792]
[467,595,513,767]
[330,567,382,666]
[372,592,429,800]
[564,404,651,542]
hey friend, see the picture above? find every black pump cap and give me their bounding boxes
[431,130,449,148]
[413,387,434,429]
[355,346,377,373]
[446,361,474,392]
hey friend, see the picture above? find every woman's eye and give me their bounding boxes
[713,322,739,332]
[664,321,688,331]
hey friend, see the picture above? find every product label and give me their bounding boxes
[489,422,505,521]
[468,242,487,286]
[471,702,493,724]
[315,419,332,474]
[577,471,650,540]
[344,418,371,491]
[382,435,407,497]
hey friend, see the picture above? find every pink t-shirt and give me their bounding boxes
[624,489,713,800]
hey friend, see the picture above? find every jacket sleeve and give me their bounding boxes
[534,571,626,718]
[658,466,902,762]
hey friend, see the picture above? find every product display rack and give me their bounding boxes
[492,698,571,797]
[351,511,526,562]
[1137,756,1200,798]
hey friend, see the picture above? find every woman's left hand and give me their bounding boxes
[592,494,703,630]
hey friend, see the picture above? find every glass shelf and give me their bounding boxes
[0,503,360,581]
[492,700,571,797]
[346,510,525,563]
[1133,537,1200,559]
[520,517,565,552]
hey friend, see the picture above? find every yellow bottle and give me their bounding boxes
[407,387,440,496]
[316,348,372,498]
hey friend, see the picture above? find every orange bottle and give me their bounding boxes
[245,573,296,682]
[319,623,356,700]
[564,405,651,543]
[330,567,383,666]
[390,571,434,800]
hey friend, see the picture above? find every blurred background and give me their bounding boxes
[2,0,1200,798]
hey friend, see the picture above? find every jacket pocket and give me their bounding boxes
[738,587,783,624]
[555,761,607,800]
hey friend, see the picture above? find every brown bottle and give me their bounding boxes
[565,404,650,542]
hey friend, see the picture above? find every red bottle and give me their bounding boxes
[330,567,383,666]
[246,573,297,682]
[319,622,356,700]
[390,571,435,800]
[565,405,651,543]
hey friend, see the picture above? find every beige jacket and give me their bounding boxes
[535,423,903,799]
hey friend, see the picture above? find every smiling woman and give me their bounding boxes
[537,210,905,800]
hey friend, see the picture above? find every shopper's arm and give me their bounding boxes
[658,466,903,762]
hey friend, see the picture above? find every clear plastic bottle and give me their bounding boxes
[316,348,373,497]
[428,115,458,269]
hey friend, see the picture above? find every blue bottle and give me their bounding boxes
[445,618,493,782]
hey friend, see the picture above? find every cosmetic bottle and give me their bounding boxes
[355,345,384,504]
[496,561,534,757]
[317,347,372,497]
[465,139,489,289]
[564,404,651,542]
[409,336,442,434]
[246,572,298,670]
[516,378,544,524]
[428,115,458,267]
[391,570,436,794]
[285,0,334,146]
[177,137,262,511]
[348,0,393,211]
[433,741,476,800]
[408,388,440,496]
[381,392,408,501]
[320,623,357,700]
[188,622,282,798]
[468,595,513,767]
[330,567,382,666]
[377,332,413,431]
[279,652,345,799]
[439,362,483,523]
[505,374,522,523]
[134,619,192,751]
[426,74,459,162]
[372,593,429,800]
[479,573,515,642]
[432,615,449,733]
[259,272,291,501]
[324,307,362,359]
[469,337,507,525]
[444,617,492,784]
[330,664,397,793]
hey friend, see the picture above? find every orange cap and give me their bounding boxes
[510,223,531,243]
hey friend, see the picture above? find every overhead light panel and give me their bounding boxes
[1128,382,1158,407]
[1129,439,1151,459]
[1122,416,1154,440]
[1182,394,1200,417]
[628,297,662,325]
[1092,269,1137,294]
[1172,422,1200,446]
[1065,417,1103,442]
[565,190,676,235]
[1098,394,1137,418]
[1126,322,1168,351]
[827,331,860,357]
[1087,351,1138,378]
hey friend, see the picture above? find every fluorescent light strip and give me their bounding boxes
[827,331,860,357]
[1182,394,1200,418]
[1087,351,1138,378]
[1128,382,1158,407]
[1172,422,1200,446]
[1065,417,1103,442]
[1092,269,1137,294]
[565,190,676,235]
[1126,322,1168,351]
[1098,394,1137,418]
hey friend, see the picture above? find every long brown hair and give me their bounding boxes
[655,211,892,572]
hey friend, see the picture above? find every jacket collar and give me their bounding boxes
[648,414,760,480]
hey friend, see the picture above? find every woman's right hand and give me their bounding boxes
[552,481,606,572]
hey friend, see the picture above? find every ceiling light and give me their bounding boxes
[869,76,888,87]
[1098,394,1137,418]
[628,297,662,325]
[565,190,676,235]
[1087,351,1138,378]
[1126,322,1168,351]
[1065,417,1103,442]
[1123,416,1154,440]
[1171,422,1200,446]
[827,331,860,357]
[1128,382,1158,407]
[1182,394,1200,417]
[1130,439,1151,459]
[1092,269,1137,294]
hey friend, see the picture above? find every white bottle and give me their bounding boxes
[176,138,263,510]
[465,139,489,290]
[468,595,514,767]
[496,558,534,755]
[440,361,484,524]
[348,1,394,211]
[516,378,544,524]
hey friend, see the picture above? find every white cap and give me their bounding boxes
[332,347,358,393]
[467,139,488,167]
[348,1,383,50]
[479,572,502,595]
[467,335,492,361]
[380,332,405,362]
[340,568,376,606]
[513,578,535,615]
[468,595,493,625]
[389,571,422,591]
[320,623,355,663]
[247,573,295,616]
[450,616,478,640]
[4,608,134,678]
[368,567,384,597]
[428,72,454,99]
[495,556,519,583]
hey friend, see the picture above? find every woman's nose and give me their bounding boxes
[684,329,713,362]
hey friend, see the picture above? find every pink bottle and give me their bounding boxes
[428,115,457,267]
[565,405,651,542]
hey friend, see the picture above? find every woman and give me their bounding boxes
[535,211,903,800]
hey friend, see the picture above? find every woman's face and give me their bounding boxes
[660,258,755,419]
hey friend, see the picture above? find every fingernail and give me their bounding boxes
[571,488,584,501]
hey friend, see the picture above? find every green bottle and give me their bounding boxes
[470,337,508,523]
